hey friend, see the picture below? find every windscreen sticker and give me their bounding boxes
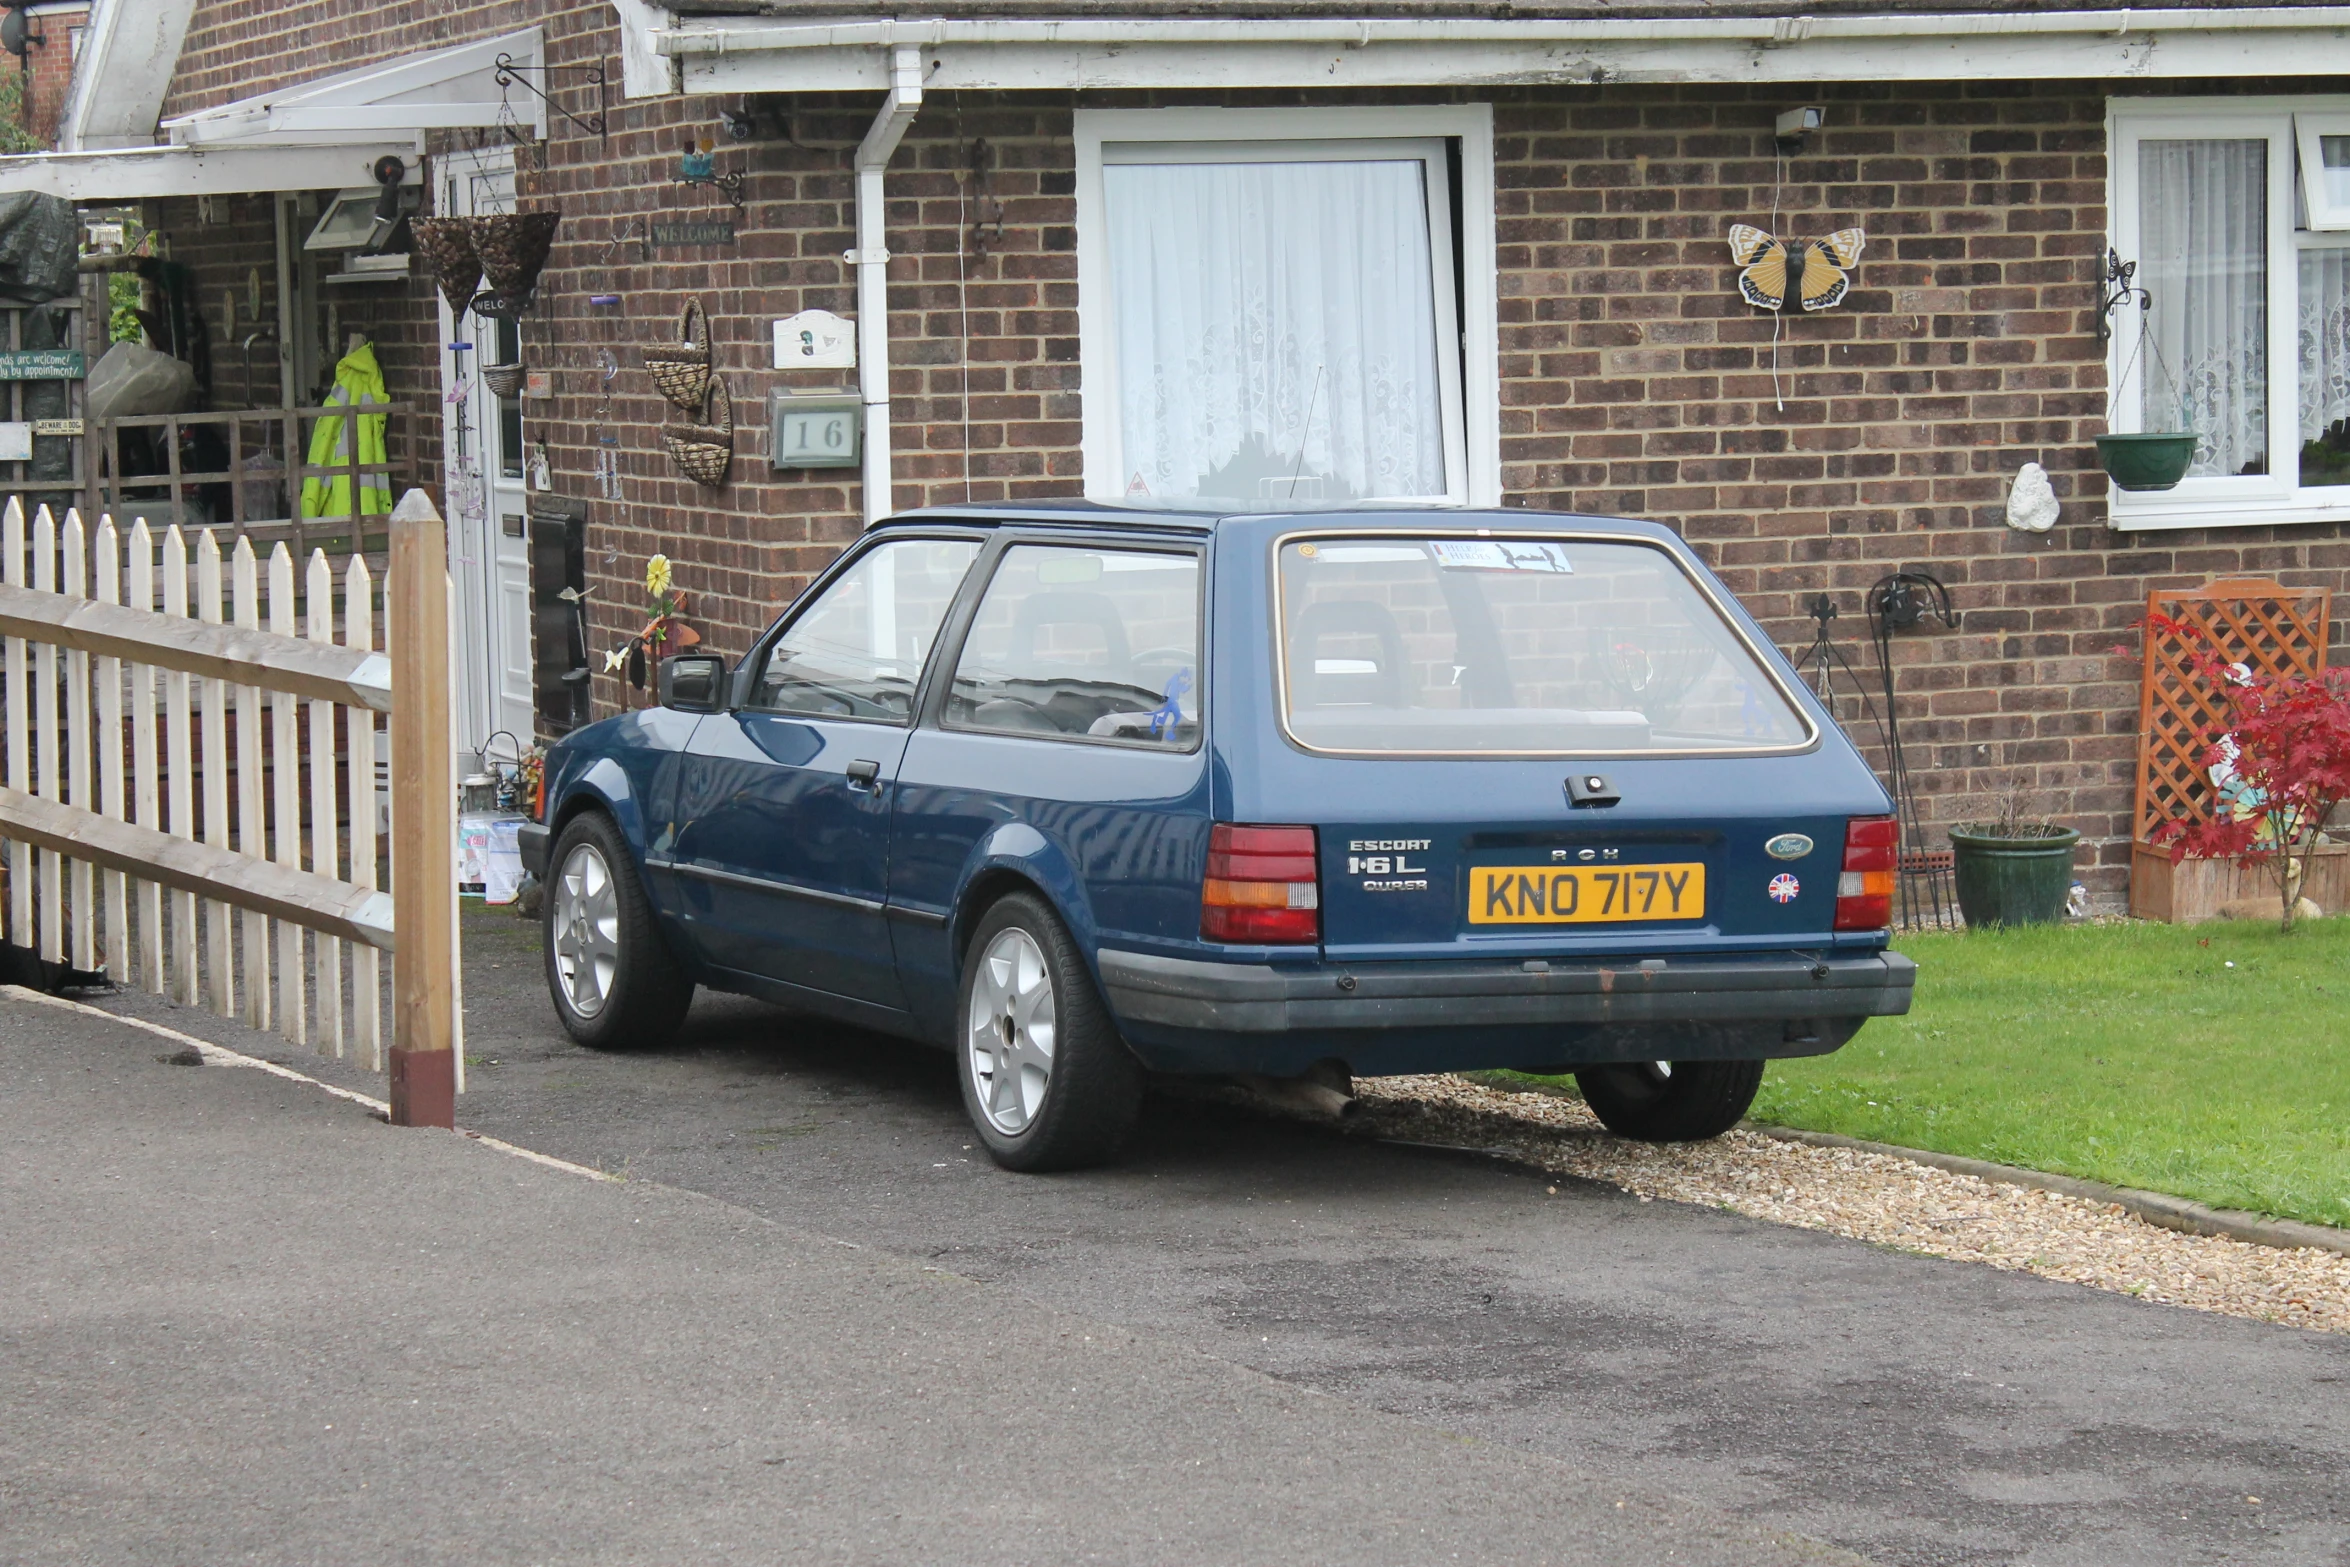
[1428,540,1574,574]
[1150,668,1194,738]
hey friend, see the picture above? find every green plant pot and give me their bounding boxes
[1949,826,2081,928]
[2094,432,2199,492]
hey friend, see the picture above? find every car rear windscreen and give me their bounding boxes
[1276,534,1812,755]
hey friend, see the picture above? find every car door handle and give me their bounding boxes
[845,759,882,791]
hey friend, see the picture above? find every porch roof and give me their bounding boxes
[157,28,550,148]
[0,142,418,202]
[0,26,547,202]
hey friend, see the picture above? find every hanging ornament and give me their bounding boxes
[1727,224,1866,312]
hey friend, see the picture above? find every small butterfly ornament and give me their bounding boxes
[1728,224,1866,312]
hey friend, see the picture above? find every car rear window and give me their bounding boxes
[1275,534,1812,756]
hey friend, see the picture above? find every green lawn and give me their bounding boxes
[1743,920,2350,1229]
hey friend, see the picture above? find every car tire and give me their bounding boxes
[1575,1058,1763,1142]
[544,811,693,1050]
[958,890,1143,1172]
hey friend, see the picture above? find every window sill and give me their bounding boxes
[2105,489,2350,532]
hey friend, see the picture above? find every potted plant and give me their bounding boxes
[1950,779,2080,927]
[2093,430,2198,491]
[2151,614,2350,933]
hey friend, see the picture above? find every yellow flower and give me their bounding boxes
[645,553,673,598]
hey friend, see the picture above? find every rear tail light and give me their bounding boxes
[1201,824,1320,944]
[1834,815,1897,931]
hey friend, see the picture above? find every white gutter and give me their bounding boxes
[656,7,2350,52]
[853,45,925,528]
[642,6,2350,91]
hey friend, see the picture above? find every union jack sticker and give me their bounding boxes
[1768,873,1801,904]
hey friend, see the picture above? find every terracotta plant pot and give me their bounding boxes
[2094,432,2198,492]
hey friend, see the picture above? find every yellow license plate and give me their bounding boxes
[1468,863,1707,925]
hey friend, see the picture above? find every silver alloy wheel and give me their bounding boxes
[967,927,1057,1135]
[552,841,621,1020]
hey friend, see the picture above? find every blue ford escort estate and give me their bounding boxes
[520,503,1914,1170]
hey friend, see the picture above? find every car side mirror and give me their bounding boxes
[659,652,727,713]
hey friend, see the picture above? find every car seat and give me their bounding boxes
[1289,599,1409,708]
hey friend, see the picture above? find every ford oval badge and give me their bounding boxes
[1765,832,1814,860]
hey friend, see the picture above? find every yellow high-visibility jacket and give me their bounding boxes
[299,342,394,522]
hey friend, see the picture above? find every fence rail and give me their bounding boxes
[0,493,457,1123]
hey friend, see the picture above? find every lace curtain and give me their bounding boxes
[2139,138,2269,477]
[1103,156,1447,501]
[2301,247,2350,444]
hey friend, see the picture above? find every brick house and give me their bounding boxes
[7,0,2350,908]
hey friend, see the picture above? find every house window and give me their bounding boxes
[1076,107,1499,508]
[2109,99,2350,528]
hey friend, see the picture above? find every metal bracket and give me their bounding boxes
[493,53,608,143]
[675,165,746,211]
[2095,247,2149,347]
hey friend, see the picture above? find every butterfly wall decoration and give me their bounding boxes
[1728,224,1867,311]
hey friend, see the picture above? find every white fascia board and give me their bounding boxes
[655,8,2350,92]
[0,141,421,203]
[57,0,198,152]
[161,27,547,146]
[610,0,683,99]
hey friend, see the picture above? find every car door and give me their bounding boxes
[668,534,982,1010]
[889,536,1211,1040]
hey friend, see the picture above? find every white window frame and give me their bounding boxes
[2108,96,2350,531]
[1074,105,1500,509]
[2294,113,2350,231]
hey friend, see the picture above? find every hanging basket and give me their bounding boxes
[482,361,528,398]
[663,375,734,488]
[2095,432,2199,492]
[472,210,562,303]
[410,218,482,316]
[643,299,712,414]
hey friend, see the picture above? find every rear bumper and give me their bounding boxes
[518,821,550,878]
[1095,947,1915,1077]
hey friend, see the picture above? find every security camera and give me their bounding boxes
[1776,106,1824,153]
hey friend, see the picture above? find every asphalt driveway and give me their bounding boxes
[69,905,2350,1567]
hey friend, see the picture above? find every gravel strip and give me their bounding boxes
[1353,1074,2350,1337]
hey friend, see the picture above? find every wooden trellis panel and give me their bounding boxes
[2132,577,2332,844]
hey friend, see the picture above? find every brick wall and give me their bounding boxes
[1483,80,2350,901]
[22,5,87,144]
[149,0,2350,901]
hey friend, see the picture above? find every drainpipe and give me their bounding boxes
[852,45,923,527]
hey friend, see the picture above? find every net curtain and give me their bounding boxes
[1103,156,1448,502]
[2138,138,2270,478]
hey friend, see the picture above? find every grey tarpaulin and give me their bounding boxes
[0,194,79,304]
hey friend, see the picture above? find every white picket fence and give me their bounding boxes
[0,497,395,1065]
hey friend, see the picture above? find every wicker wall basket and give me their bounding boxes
[644,299,713,414]
[482,361,527,398]
[410,218,482,316]
[663,376,734,488]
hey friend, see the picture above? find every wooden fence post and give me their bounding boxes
[388,489,454,1129]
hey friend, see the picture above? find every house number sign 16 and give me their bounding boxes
[768,390,863,470]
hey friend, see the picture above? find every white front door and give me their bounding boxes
[438,155,536,760]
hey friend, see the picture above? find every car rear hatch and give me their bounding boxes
[1230,522,1890,962]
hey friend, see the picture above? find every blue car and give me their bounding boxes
[520,504,1914,1170]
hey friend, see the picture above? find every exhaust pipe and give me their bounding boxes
[1231,1063,1359,1125]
